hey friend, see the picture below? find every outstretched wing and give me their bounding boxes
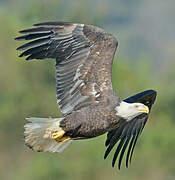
[16,22,118,116]
[104,90,157,169]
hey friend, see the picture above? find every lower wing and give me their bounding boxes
[104,89,157,169]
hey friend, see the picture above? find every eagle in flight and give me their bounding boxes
[15,22,157,169]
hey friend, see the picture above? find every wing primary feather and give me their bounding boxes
[126,134,136,168]
[19,44,49,57]
[118,137,131,170]
[19,27,51,34]
[117,123,134,169]
[105,130,116,146]
[140,118,147,132]
[33,21,74,27]
[15,32,53,41]
[16,37,50,51]
[112,137,126,167]
[104,121,131,159]
[26,51,47,60]
[111,122,133,169]
[104,126,124,159]
[129,123,143,164]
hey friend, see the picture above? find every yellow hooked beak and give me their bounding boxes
[138,105,149,114]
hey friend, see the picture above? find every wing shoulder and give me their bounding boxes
[82,24,118,48]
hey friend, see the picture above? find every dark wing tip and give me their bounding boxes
[15,22,82,61]
[142,89,157,102]
[124,89,157,104]
[105,114,148,169]
[33,21,74,27]
[18,29,33,34]
[105,130,116,147]
[118,137,131,169]
[14,36,22,41]
[111,137,126,167]
[104,125,125,160]
[126,134,136,168]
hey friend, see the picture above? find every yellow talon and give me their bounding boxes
[54,136,70,143]
[60,137,71,143]
[51,130,65,139]
[51,130,70,143]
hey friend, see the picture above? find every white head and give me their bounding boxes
[116,101,149,121]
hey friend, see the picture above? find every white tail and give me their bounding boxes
[24,117,72,153]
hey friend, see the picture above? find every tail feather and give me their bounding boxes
[24,117,72,153]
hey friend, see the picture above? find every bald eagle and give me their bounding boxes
[15,22,157,169]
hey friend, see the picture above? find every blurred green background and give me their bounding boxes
[0,0,175,180]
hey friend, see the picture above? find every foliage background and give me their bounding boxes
[0,0,175,180]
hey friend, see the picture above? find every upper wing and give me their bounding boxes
[16,22,118,116]
[104,90,157,169]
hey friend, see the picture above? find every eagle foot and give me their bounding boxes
[51,130,70,142]
[51,130,65,139]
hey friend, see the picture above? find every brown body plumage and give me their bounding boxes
[61,96,120,138]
